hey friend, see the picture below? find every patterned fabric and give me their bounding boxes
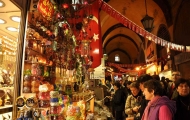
[125,94,141,117]
[141,96,176,120]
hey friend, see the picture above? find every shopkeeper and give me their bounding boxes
[111,81,126,120]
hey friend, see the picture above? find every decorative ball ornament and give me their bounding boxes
[62,3,69,9]
[23,86,31,93]
[84,1,88,5]
[39,84,48,92]
[75,46,81,54]
[31,80,40,87]
[53,5,58,10]
[31,87,39,93]
[83,18,89,25]
[23,81,31,87]
[62,23,69,29]
[24,75,30,81]
[56,13,61,19]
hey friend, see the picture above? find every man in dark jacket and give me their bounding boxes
[112,81,126,120]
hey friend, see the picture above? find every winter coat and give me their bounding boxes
[172,94,190,120]
[112,88,125,111]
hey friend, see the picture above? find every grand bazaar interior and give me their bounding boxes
[0,0,190,120]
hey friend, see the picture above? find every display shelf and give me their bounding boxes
[25,47,45,57]
[0,105,12,114]
[0,105,12,110]
[24,60,52,66]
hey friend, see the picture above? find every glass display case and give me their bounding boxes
[0,0,22,119]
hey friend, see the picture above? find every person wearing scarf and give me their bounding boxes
[125,82,142,118]
[141,80,176,120]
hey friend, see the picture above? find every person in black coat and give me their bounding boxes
[111,81,125,120]
[172,78,190,120]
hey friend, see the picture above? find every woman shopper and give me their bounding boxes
[126,74,153,120]
[142,80,176,120]
[125,82,142,118]
[172,78,190,120]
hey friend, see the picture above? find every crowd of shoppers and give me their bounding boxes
[103,71,190,120]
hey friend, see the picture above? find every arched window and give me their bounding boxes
[115,54,120,62]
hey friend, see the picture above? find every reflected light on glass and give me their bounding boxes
[11,16,20,22]
[6,27,18,32]
[0,18,5,24]
[0,1,5,7]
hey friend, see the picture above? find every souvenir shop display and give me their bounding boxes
[17,0,105,119]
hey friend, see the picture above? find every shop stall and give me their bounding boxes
[13,0,113,120]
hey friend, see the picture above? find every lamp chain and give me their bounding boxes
[145,0,147,15]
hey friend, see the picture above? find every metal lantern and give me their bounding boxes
[141,0,154,32]
[141,15,154,32]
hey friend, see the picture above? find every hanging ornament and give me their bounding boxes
[63,29,68,36]
[75,46,81,54]
[76,39,81,45]
[83,1,88,5]
[83,17,89,26]
[76,22,83,30]
[56,12,61,19]
[62,3,69,9]
[62,23,69,29]
[80,40,91,57]
[54,5,58,11]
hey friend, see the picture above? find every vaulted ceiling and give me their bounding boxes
[100,0,172,64]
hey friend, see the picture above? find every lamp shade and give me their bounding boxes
[141,15,154,32]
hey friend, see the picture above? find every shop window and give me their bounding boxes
[0,0,21,119]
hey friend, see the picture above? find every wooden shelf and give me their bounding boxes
[0,105,12,110]
[24,60,52,66]
[25,47,46,58]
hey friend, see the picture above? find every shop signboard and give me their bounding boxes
[90,58,105,79]
[37,0,54,18]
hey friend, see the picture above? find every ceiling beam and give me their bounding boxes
[102,23,126,42]
[104,34,139,51]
